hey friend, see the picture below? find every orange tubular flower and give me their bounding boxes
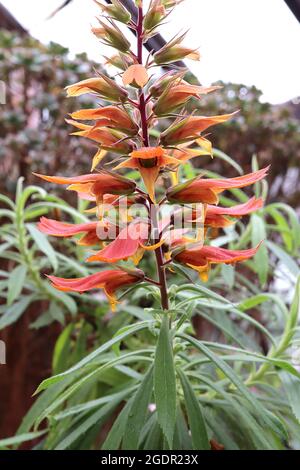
[173,244,261,281]
[160,112,237,146]
[122,65,149,88]
[37,217,118,246]
[66,119,135,154]
[203,197,264,228]
[87,221,151,265]
[70,106,138,136]
[65,75,128,102]
[167,166,270,204]
[153,84,221,116]
[115,146,180,202]
[34,171,136,205]
[48,269,144,311]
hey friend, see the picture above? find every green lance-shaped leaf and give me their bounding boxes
[177,368,210,450]
[101,396,135,450]
[280,371,300,424]
[154,315,177,448]
[251,213,268,286]
[0,295,35,330]
[36,320,152,392]
[27,223,58,271]
[122,366,154,449]
[179,334,288,442]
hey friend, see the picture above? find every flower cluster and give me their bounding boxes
[36,0,268,311]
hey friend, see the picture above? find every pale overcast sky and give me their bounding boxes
[3,0,300,104]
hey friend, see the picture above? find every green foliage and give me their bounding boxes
[1,154,299,450]
[0,178,92,329]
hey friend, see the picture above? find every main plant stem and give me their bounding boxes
[136,6,169,310]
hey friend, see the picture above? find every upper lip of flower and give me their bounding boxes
[114,146,180,202]
[174,243,262,264]
[172,243,262,281]
[122,64,149,88]
[37,217,118,245]
[86,220,150,264]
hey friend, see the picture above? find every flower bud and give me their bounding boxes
[162,0,184,8]
[92,20,131,53]
[154,32,200,65]
[149,70,185,98]
[144,1,166,31]
[105,53,134,70]
[154,83,221,116]
[94,0,131,24]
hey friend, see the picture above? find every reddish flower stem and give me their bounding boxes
[136,6,169,310]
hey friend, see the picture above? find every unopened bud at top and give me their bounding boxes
[92,20,131,53]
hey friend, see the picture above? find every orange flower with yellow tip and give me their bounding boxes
[167,166,269,204]
[173,243,262,281]
[203,197,264,228]
[161,112,237,146]
[65,74,128,102]
[168,139,213,185]
[48,268,144,311]
[70,106,138,136]
[115,146,180,202]
[87,220,163,265]
[66,119,135,154]
[122,64,149,88]
[34,171,136,206]
[154,84,221,116]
